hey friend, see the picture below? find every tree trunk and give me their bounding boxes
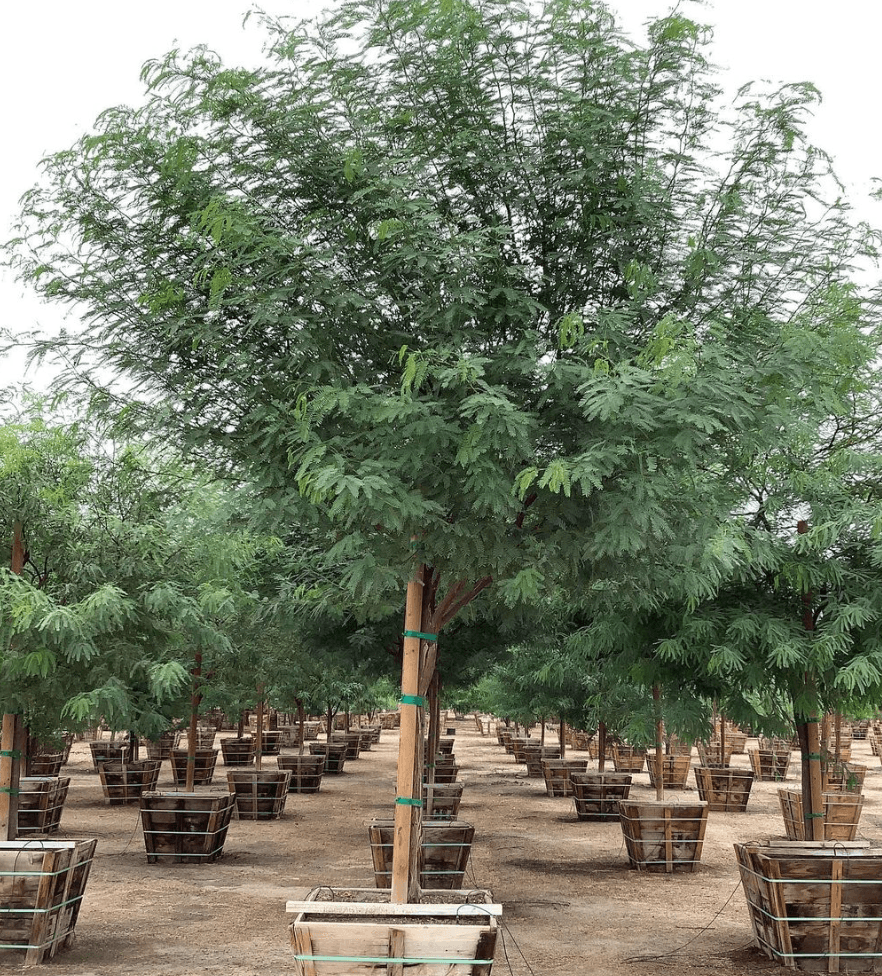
[255,682,265,771]
[185,650,202,792]
[559,718,567,759]
[297,700,306,757]
[598,721,607,773]
[653,685,664,802]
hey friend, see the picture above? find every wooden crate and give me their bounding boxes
[143,730,181,760]
[170,749,219,786]
[288,887,498,976]
[220,737,255,766]
[368,820,475,890]
[227,770,291,820]
[749,748,792,781]
[87,740,127,773]
[257,730,283,756]
[542,759,588,797]
[309,741,348,774]
[612,746,646,774]
[693,766,754,812]
[331,732,364,760]
[0,838,97,965]
[27,753,64,777]
[17,777,71,835]
[423,783,464,820]
[823,762,866,794]
[277,755,325,793]
[618,801,708,872]
[140,792,235,863]
[523,745,561,778]
[646,753,691,789]
[98,760,162,804]
[735,841,882,972]
[696,741,734,768]
[571,772,631,821]
[778,790,865,842]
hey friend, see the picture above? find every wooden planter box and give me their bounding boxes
[696,741,733,768]
[220,736,255,766]
[437,738,455,756]
[287,887,499,976]
[143,730,181,761]
[368,820,475,890]
[27,753,64,777]
[98,759,162,804]
[693,766,754,812]
[185,727,217,750]
[227,770,291,820]
[778,790,865,842]
[17,777,71,835]
[542,759,588,797]
[646,753,691,790]
[510,737,532,763]
[428,762,460,785]
[88,740,127,772]
[749,748,791,781]
[822,762,867,794]
[423,782,464,820]
[309,741,348,774]
[140,792,236,863]
[523,745,561,778]
[331,732,364,760]
[571,772,631,821]
[170,748,220,786]
[0,838,97,966]
[618,800,709,872]
[258,730,283,756]
[735,840,882,972]
[277,755,325,793]
[612,746,646,774]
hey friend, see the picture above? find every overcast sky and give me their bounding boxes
[2,0,880,383]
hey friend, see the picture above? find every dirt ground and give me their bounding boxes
[7,720,880,976]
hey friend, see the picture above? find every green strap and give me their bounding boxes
[400,695,427,708]
[395,797,424,806]
[804,812,825,819]
[0,750,21,759]
[0,787,19,796]
[802,753,824,760]
[403,630,438,641]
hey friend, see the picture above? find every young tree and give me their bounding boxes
[7,0,882,888]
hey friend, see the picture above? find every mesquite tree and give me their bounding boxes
[7,0,882,885]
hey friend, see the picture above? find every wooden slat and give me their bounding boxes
[828,858,843,973]
[387,927,405,976]
[286,900,503,917]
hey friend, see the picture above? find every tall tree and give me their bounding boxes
[6,0,882,882]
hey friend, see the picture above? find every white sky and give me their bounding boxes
[2,0,881,385]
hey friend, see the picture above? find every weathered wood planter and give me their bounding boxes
[98,759,162,804]
[17,777,71,835]
[618,800,709,872]
[143,730,181,761]
[735,840,882,972]
[510,737,531,763]
[542,759,588,797]
[778,789,865,842]
[309,741,348,774]
[696,741,734,768]
[186,727,217,750]
[646,753,692,790]
[27,753,64,777]
[749,748,792,782]
[612,745,647,774]
[227,769,291,820]
[220,736,255,766]
[170,748,219,786]
[693,766,754,812]
[258,730,283,755]
[287,887,499,976]
[437,738,455,756]
[0,838,97,966]
[277,754,325,793]
[140,792,236,863]
[523,745,561,778]
[822,762,867,794]
[88,740,128,772]
[571,772,632,821]
[368,819,475,890]
[423,782,464,820]
[428,760,460,785]
[332,732,364,760]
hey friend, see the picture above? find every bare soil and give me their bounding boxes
[7,722,880,975]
